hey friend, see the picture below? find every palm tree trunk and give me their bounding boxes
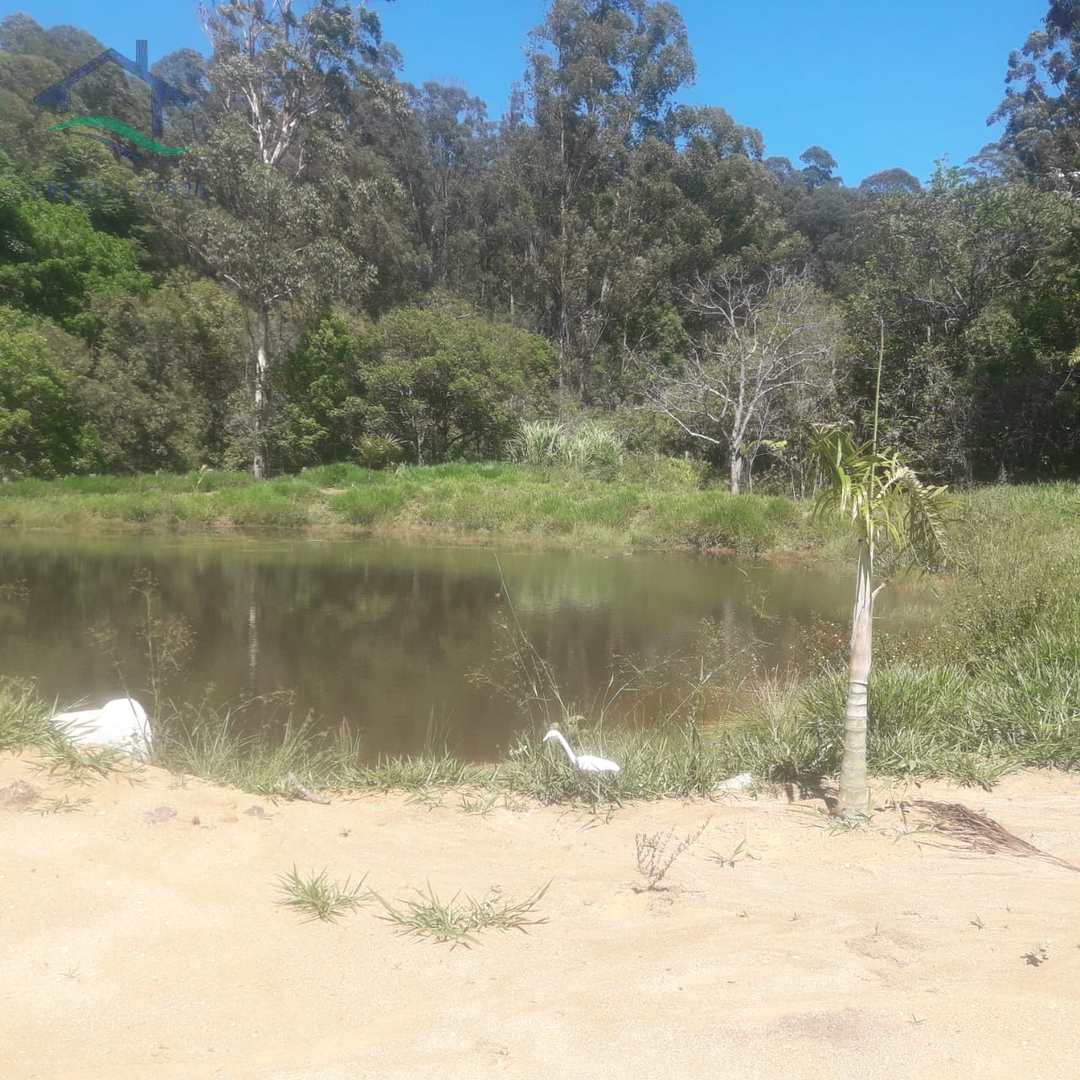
[839,540,876,814]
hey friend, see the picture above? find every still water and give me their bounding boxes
[0,533,922,759]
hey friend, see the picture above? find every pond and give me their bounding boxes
[0,533,928,759]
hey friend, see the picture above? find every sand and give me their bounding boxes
[2,753,1080,1080]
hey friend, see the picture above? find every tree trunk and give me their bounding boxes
[839,541,877,814]
[729,449,746,495]
[252,306,271,480]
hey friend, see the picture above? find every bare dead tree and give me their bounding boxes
[645,266,838,494]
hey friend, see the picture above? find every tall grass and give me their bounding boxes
[508,420,565,465]
[508,420,625,472]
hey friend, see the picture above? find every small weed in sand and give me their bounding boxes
[888,821,939,844]
[28,795,91,815]
[459,792,498,816]
[970,915,985,930]
[376,883,550,948]
[275,867,372,923]
[634,820,709,892]
[405,788,445,811]
[825,809,874,834]
[1022,943,1050,967]
[707,839,757,868]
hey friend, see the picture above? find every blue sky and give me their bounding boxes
[11,0,1048,184]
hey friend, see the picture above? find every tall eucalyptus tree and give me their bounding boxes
[522,0,695,396]
[156,0,392,477]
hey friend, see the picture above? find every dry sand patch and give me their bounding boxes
[2,754,1079,1079]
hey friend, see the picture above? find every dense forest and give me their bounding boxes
[0,0,1078,490]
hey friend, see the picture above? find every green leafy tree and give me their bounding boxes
[276,309,370,468]
[848,166,1077,479]
[0,160,148,339]
[859,167,921,196]
[66,272,245,472]
[799,145,841,190]
[358,302,554,463]
[0,306,94,477]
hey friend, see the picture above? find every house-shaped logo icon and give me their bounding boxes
[34,39,192,160]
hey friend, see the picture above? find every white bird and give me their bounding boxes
[543,728,620,773]
[51,697,152,760]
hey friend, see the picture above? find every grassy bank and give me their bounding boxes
[0,459,824,554]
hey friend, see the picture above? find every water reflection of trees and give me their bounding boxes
[0,535,876,759]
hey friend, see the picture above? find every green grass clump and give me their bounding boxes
[653,489,799,552]
[275,867,372,923]
[330,483,409,525]
[0,678,54,752]
[375,882,549,948]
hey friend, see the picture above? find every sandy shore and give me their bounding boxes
[2,752,1079,1080]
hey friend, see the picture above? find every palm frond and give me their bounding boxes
[811,423,949,566]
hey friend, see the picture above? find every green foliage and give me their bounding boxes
[0,677,53,752]
[508,420,565,465]
[277,311,370,469]
[990,2,1080,191]
[0,7,1077,488]
[357,304,555,464]
[331,483,409,525]
[847,173,1078,480]
[354,434,404,469]
[0,164,148,340]
[67,274,245,473]
[652,489,798,552]
[0,306,95,478]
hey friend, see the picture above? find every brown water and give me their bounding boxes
[0,533,925,759]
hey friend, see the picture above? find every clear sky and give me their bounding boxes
[10,0,1049,184]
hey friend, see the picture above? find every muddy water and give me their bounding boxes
[0,533,927,759]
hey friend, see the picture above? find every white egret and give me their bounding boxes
[51,697,152,760]
[542,728,620,773]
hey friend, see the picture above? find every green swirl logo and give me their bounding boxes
[48,116,187,157]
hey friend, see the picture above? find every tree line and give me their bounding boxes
[0,0,1077,489]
